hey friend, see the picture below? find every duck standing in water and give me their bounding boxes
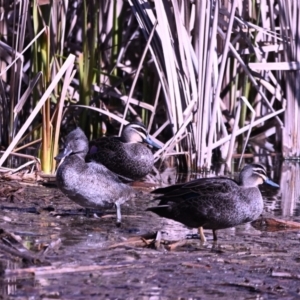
[147,164,279,242]
[86,122,161,180]
[55,127,135,225]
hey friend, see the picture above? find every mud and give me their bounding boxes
[0,162,300,299]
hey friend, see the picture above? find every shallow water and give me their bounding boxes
[1,160,300,299]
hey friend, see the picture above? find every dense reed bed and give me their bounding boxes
[0,0,296,175]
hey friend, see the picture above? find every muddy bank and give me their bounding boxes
[0,179,300,299]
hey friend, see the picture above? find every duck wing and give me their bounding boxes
[87,161,132,183]
[87,137,122,161]
[151,177,238,203]
[148,177,239,228]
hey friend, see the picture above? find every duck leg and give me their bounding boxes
[212,229,218,241]
[198,227,206,243]
[115,202,122,227]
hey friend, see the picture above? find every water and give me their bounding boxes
[1,161,300,299]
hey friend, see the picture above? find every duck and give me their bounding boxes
[146,163,279,242]
[86,122,161,180]
[55,127,135,225]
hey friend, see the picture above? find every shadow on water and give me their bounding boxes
[1,160,300,299]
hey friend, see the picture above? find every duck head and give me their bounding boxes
[121,122,161,149]
[55,127,89,161]
[239,163,279,188]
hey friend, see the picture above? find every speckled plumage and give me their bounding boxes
[86,122,161,180]
[55,127,135,224]
[147,164,279,241]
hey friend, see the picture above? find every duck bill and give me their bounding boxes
[264,178,280,188]
[144,136,161,149]
[54,144,73,161]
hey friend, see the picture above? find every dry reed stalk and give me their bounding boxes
[278,1,300,157]
[129,0,288,169]
[0,54,76,168]
[0,0,294,174]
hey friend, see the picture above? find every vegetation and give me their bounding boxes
[0,0,296,176]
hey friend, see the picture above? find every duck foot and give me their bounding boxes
[115,202,122,227]
[212,229,218,241]
[185,227,207,242]
[198,227,207,243]
[186,227,214,243]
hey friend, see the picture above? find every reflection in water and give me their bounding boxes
[0,261,20,298]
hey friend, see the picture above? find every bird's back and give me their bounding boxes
[57,154,134,209]
[148,177,263,230]
[87,137,153,179]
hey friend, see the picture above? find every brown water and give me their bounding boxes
[1,161,300,299]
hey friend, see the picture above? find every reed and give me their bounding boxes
[0,0,296,176]
[128,0,286,169]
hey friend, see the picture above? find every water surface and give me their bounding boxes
[1,160,300,299]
